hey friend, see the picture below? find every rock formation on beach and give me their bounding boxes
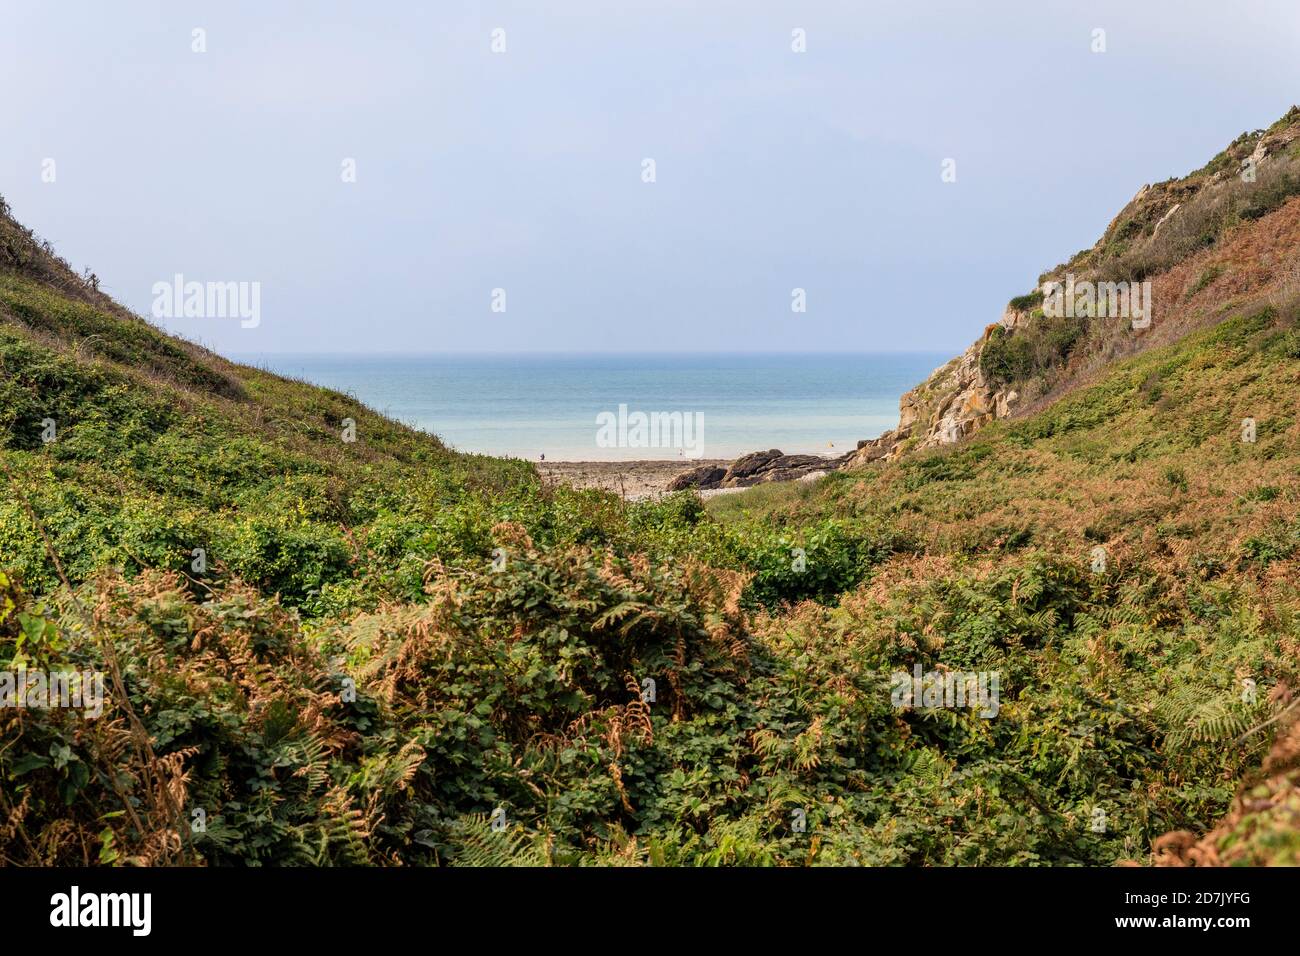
[669,333,1020,491]
[667,448,852,491]
[841,312,1022,468]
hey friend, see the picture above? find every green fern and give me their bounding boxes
[444,814,550,867]
[1156,684,1256,745]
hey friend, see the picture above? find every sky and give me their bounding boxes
[2,0,1298,354]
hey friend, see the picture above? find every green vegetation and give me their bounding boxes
[987,107,1300,405]
[979,313,1089,387]
[1008,290,1044,312]
[4,111,1300,866]
[1059,109,1300,284]
[1186,264,1225,299]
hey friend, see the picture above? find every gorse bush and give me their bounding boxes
[1008,290,1044,312]
[979,314,1089,388]
[979,325,1033,386]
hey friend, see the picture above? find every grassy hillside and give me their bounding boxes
[983,106,1300,413]
[703,303,1300,865]
[3,119,1300,865]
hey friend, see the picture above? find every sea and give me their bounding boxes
[234,352,948,462]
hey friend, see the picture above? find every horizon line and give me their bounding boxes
[224,348,958,357]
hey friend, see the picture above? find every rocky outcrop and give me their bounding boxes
[671,312,1026,491]
[668,449,850,491]
[842,307,1026,469]
[840,109,1300,472]
[669,108,1300,494]
[665,464,727,492]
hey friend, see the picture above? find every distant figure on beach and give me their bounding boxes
[540,453,545,461]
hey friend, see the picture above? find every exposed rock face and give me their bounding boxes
[670,316,1026,491]
[843,307,1026,469]
[723,449,784,482]
[665,464,726,492]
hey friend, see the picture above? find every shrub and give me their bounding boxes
[1008,290,1044,312]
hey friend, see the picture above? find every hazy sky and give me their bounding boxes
[2,1,1298,354]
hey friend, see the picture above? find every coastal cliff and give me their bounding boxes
[674,105,1300,491]
[847,105,1300,468]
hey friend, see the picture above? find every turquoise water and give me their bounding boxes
[235,352,947,461]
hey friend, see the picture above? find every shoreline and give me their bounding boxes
[537,459,730,500]
[537,455,840,500]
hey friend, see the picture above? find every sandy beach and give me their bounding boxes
[538,454,845,500]
[538,459,731,500]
